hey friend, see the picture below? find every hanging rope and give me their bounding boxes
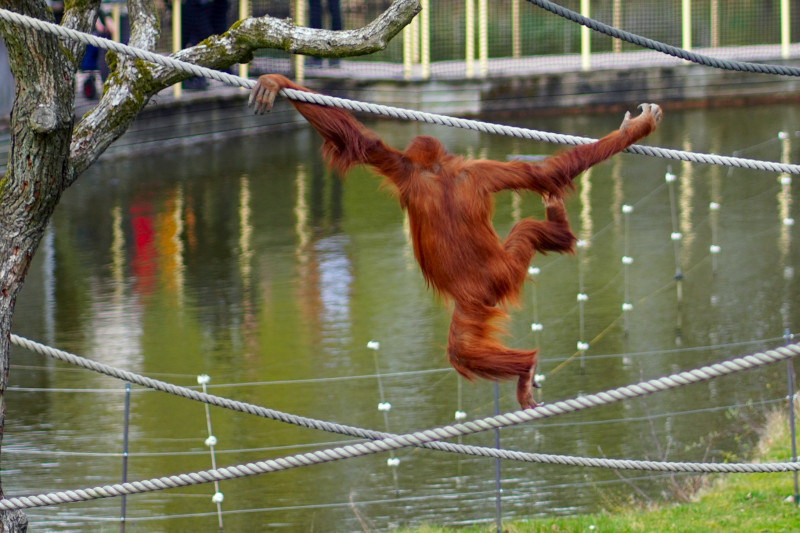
[1,7,800,175]
[526,0,800,77]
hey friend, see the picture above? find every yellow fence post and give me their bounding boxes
[111,3,121,42]
[710,0,719,48]
[465,0,475,78]
[682,0,692,51]
[580,0,590,70]
[294,0,306,83]
[172,0,182,98]
[239,0,249,82]
[512,0,520,59]
[782,0,791,59]
[421,0,430,79]
[478,0,488,77]
[403,23,413,80]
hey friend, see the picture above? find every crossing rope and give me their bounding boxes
[6,334,800,510]
[1,7,800,175]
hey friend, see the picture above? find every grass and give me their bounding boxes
[397,405,800,532]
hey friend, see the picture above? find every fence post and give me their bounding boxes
[239,0,249,81]
[403,23,413,79]
[478,0,488,77]
[681,0,692,51]
[612,0,621,53]
[580,0,590,70]
[465,0,475,78]
[171,0,182,98]
[294,0,306,82]
[368,341,401,495]
[120,383,131,533]
[512,0,520,58]
[493,383,502,533]
[785,330,799,506]
[781,0,791,59]
[111,3,121,42]
[198,375,224,530]
[421,0,430,79]
[710,0,719,48]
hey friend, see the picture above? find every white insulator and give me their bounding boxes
[528,266,540,276]
[785,266,795,280]
[454,410,467,421]
[670,232,682,241]
[781,176,792,186]
[378,402,392,412]
[576,239,588,248]
[622,256,634,265]
[197,374,211,385]
[534,374,546,385]
[367,340,380,351]
[665,172,676,182]
[577,341,589,351]
[212,492,224,504]
[622,204,633,214]
[784,218,795,227]
[710,294,719,306]
[622,302,633,311]
[709,245,721,254]
[205,436,217,447]
[779,131,789,140]
[709,202,720,211]
[531,322,543,332]
[577,293,588,302]
[387,457,400,467]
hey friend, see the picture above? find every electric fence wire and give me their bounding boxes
[1,8,800,174]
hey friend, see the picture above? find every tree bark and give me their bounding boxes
[0,0,419,529]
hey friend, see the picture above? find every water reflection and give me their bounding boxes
[7,104,800,531]
[314,235,354,356]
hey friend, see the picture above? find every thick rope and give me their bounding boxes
[5,335,800,509]
[1,451,800,512]
[1,7,800,175]
[527,0,800,77]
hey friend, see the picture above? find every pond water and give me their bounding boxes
[6,102,800,531]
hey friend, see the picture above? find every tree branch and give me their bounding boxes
[68,0,421,184]
[127,0,160,51]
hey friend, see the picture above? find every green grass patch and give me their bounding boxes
[398,406,800,532]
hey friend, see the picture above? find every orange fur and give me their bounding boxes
[252,74,661,409]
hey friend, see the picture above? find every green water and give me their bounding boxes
[6,103,800,531]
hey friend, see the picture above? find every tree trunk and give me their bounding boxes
[0,1,93,529]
